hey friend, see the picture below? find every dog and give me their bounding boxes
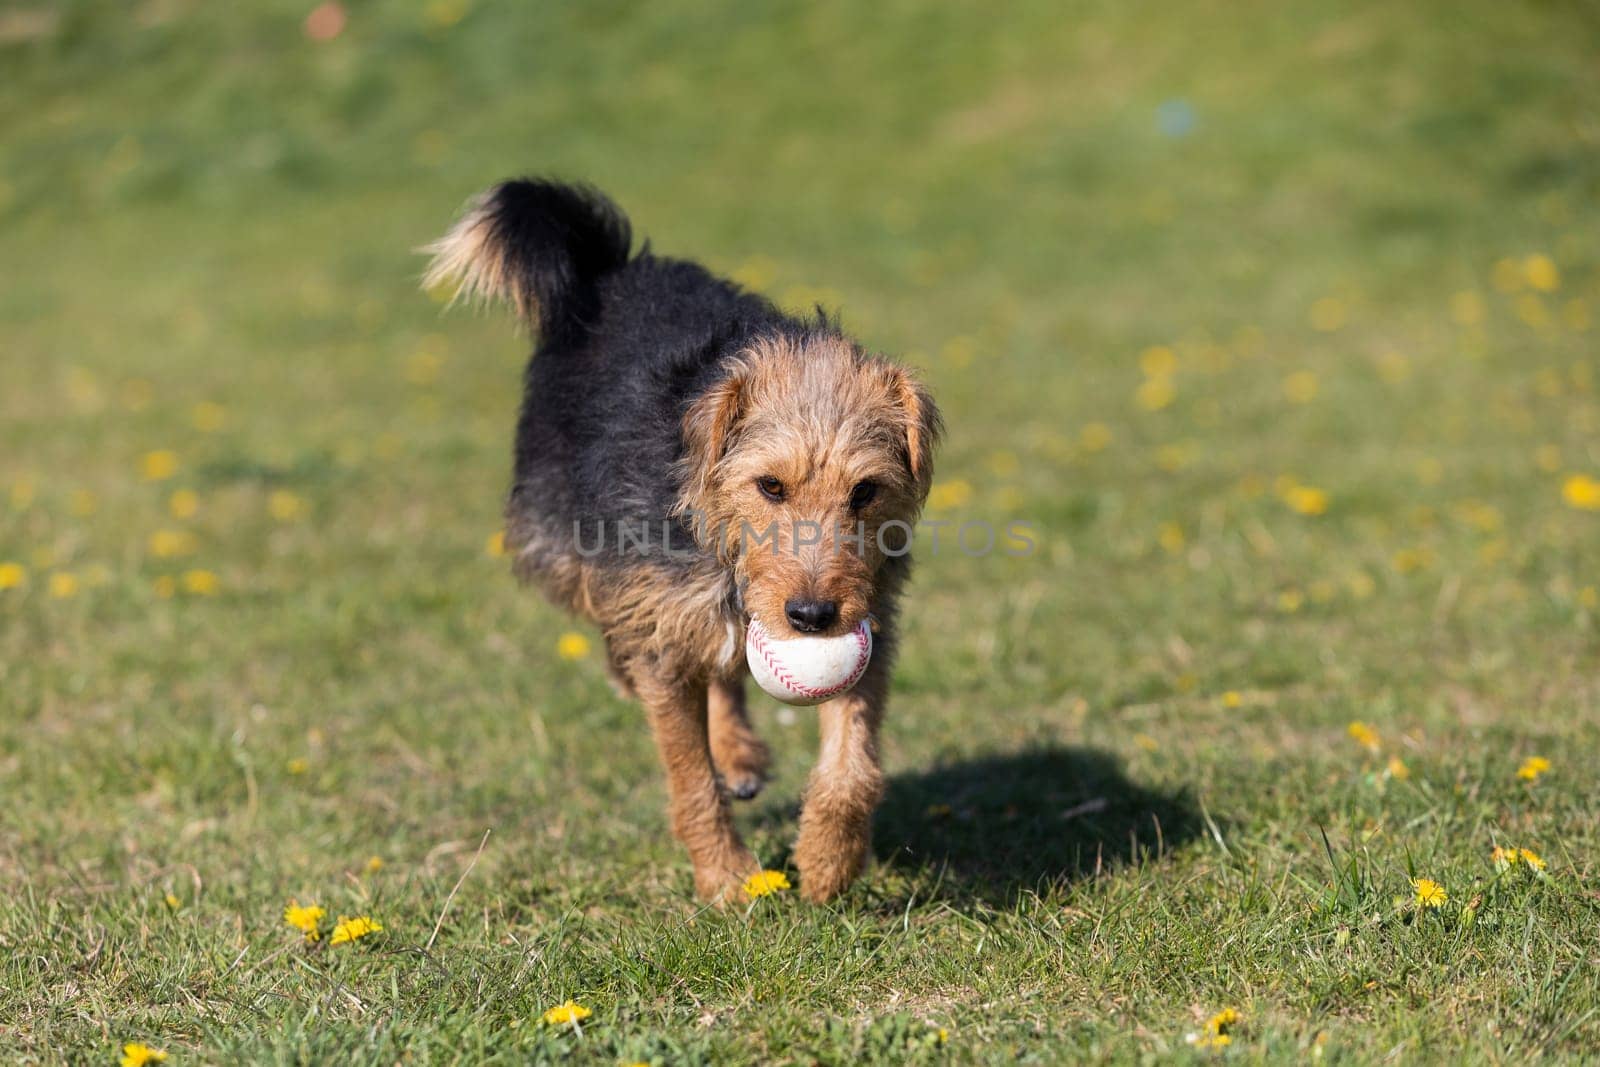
[424,179,940,902]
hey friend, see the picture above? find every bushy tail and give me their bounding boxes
[422,179,632,342]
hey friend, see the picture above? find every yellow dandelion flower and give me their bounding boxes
[329,915,383,945]
[1157,522,1186,555]
[1387,757,1410,781]
[1517,756,1550,781]
[1221,691,1243,709]
[365,855,385,873]
[742,869,791,899]
[1347,721,1381,752]
[1561,474,1600,511]
[164,893,182,910]
[1079,422,1113,452]
[1283,485,1329,516]
[1491,845,1518,870]
[286,757,309,775]
[1282,370,1319,404]
[926,479,972,510]
[1276,588,1304,613]
[140,450,179,482]
[1518,848,1546,871]
[268,489,306,522]
[180,569,219,596]
[1376,350,1411,384]
[168,489,200,519]
[1524,253,1560,293]
[555,631,591,661]
[1139,345,1178,378]
[0,562,25,590]
[120,1043,167,1067]
[284,901,325,940]
[1412,878,1448,909]
[147,529,198,558]
[48,572,79,599]
[191,401,227,432]
[541,1000,592,1026]
[1135,375,1176,411]
[1187,1007,1241,1049]
[486,530,507,557]
[1309,296,1347,332]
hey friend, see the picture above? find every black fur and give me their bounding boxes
[474,179,842,569]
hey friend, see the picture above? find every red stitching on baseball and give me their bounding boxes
[748,620,870,700]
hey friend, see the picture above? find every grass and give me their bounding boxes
[2,0,1599,1062]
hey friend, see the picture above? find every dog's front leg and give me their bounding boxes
[635,670,761,902]
[794,657,888,903]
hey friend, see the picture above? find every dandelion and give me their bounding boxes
[180,570,219,596]
[1139,345,1178,377]
[541,1000,592,1027]
[1221,691,1243,709]
[329,915,383,945]
[1518,848,1546,871]
[1517,756,1551,781]
[0,562,25,591]
[147,529,198,558]
[1386,757,1410,781]
[1561,474,1600,511]
[1524,254,1560,292]
[1412,878,1448,909]
[926,479,972,510]
[164,893,182,910]
[48,572,79,599]
[556,632,590,661]
[268,490,306,521]
[1347,721,1381,752]
[1079,422,1113,452]
[284,901,325,941]
[140,450,179,482]
[366,855,385,873]
[120,1043,167,1067]
[1134,375,1176,411]
[1491,845,1518,871]
[486,530,507,557]
[1309,296,1346,332]
[742,869,791,899]
[286,757,309,775]
[168,489,200,519]
[1282,370,1319,404]
[1187,1007,1241,1049]
[1157,522,1186,554]
[1283,485,1329,516]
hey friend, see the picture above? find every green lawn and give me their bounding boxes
[3,1,1599,1062]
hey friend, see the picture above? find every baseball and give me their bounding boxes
[745,617,873,706]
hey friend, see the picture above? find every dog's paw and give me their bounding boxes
[724,770,766,801]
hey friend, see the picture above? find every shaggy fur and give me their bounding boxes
[425,179,941,902]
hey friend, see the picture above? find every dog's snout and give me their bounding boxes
[784,598,838,634]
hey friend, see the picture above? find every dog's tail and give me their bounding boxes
[422,179,632,343]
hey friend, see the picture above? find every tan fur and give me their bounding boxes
[420,194,533,321]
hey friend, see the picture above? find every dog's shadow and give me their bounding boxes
[869,745,1205,903]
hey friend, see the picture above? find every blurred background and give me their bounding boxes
[1,1,1598,1059]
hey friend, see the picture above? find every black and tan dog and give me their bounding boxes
[425,180,940,902]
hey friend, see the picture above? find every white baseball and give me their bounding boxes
[745,618,873,706]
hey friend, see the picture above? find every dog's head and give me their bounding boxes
[677,332,941,637]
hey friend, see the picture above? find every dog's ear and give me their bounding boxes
[678,363,749,516]
[890,366,942,501]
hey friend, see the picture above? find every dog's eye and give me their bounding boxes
[756,475,785,502]
[849,481,878,511]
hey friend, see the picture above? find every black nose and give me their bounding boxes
[784,598,838,634]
